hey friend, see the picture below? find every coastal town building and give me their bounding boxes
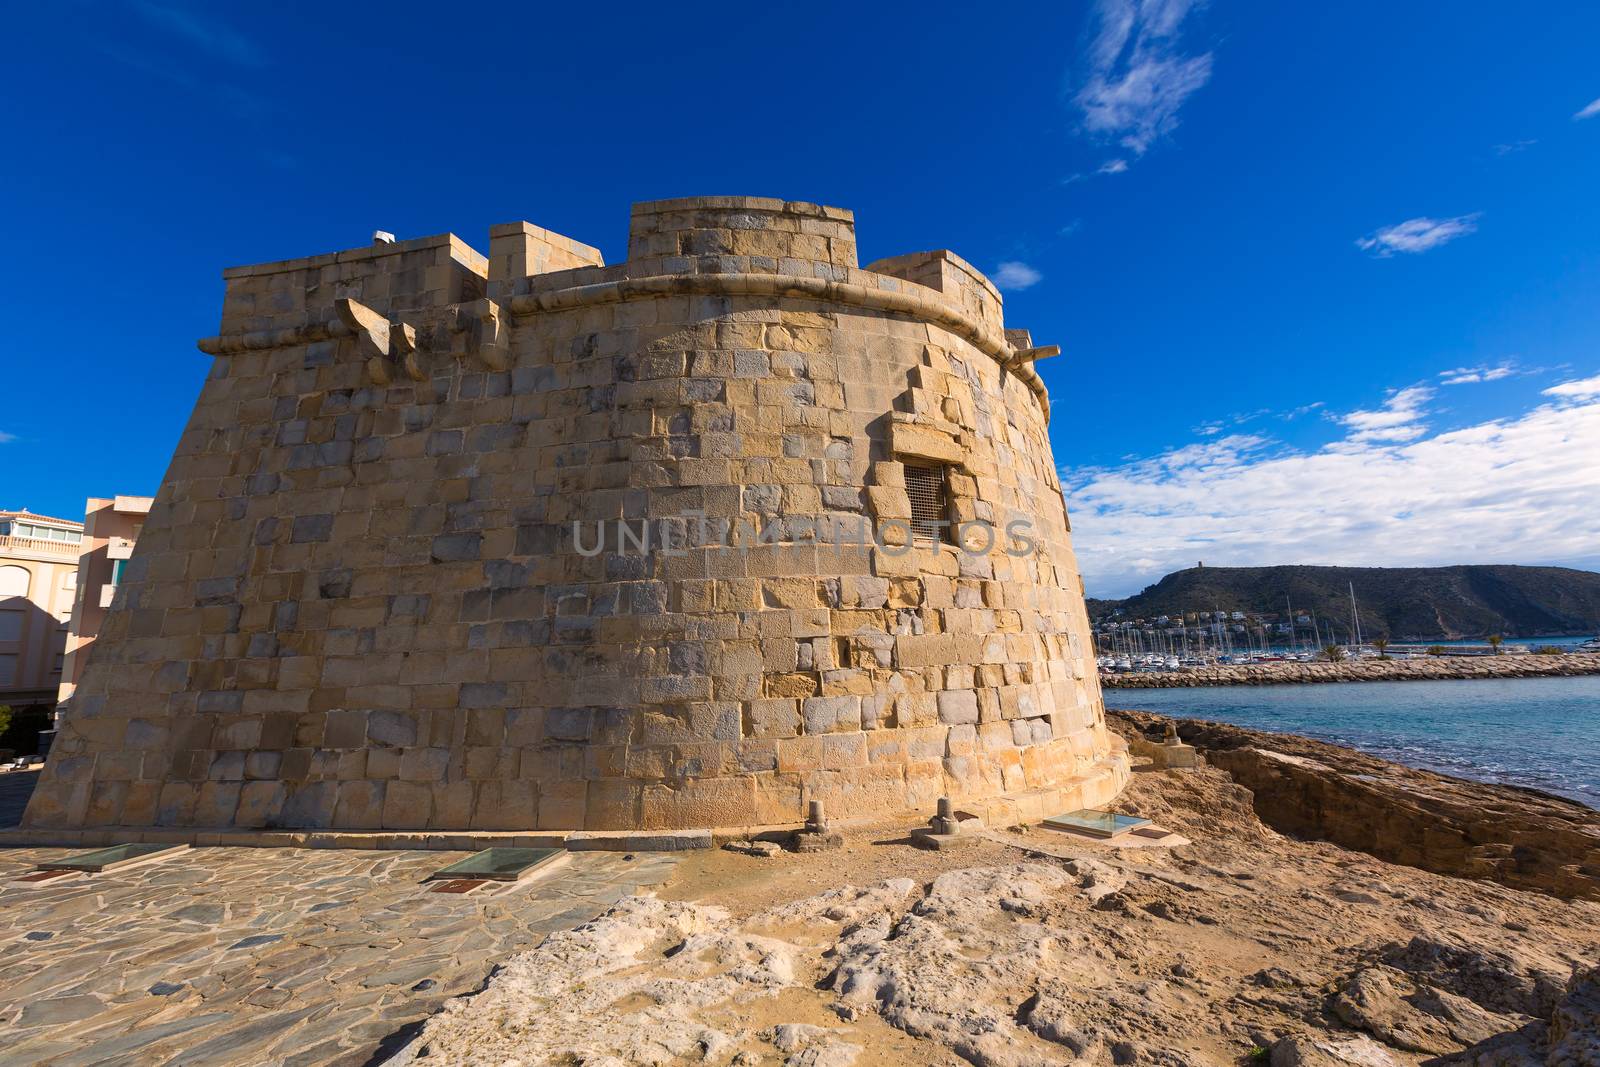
[23,196,1127,835]
[0,510,82,712]
[56,495,153,714]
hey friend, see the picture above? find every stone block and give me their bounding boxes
[937,689,980,725]
[865,486,912,520]
[639,777,757,831]
[889,423,963,464]
[803,695,862,735]
[399,747,450,781]
[748,698,801,739]
[368,711,418,747]
[381,781,432,829]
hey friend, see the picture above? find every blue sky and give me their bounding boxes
[4,1,1598,596]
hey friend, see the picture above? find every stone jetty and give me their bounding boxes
[1103,652,1600,688]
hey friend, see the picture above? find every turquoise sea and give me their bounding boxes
[1111,676,1600,809]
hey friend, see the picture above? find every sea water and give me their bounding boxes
[1111,676,1600,809]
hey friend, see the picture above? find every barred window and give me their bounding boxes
[904,464,951,543]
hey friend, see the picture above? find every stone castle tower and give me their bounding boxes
[24,197,1127,835]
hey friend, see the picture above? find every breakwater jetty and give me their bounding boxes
[1102,652,1600,688]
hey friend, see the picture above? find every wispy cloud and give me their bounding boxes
[1283,401,1326,420]
[1073,0,1214,158]
[1335,385,1432,443]
[1439,362,1517,385]
[1063,385,1600,596]
[1574,97,1600,121]
[1356,214,1481,258]
[1097,158,1130,175]
[129,1,265,67]
[1193,401,1324,438]
[993,261,1043,291]
[0,431,16,445]
[1492,139,1537,155]
[1543,373,1600,400]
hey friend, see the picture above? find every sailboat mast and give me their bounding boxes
[1349,581,1363,651]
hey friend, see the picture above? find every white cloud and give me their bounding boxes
[1439,362,1516,385]
[1335,385,1432,443]
[1543,373,1600,400]
[0,431,15,444]
[1493,139,1537,155]
[993,261,1043,291]
[1063,389,1600,597]
[1356,214,1481,257]
[1574,97,1600,121]
[1283,401,1325,419]
[1098,158,1130,175]
[1074,0,1214,157]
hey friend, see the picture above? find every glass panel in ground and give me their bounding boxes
[1041,809,1151,837]
[39,843,183,871]
[430,847,563,881]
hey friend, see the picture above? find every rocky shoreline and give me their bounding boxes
[1103,651,1600,687]
[1109,709,1600,901]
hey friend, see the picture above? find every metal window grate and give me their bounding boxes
[904,464,949,542]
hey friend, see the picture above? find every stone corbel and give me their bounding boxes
[335,297,394,385]
[459,298,511,371]
[391,322,426,382]
[1008,345,1060,370]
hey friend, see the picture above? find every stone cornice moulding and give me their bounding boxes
[197,272,1054,421]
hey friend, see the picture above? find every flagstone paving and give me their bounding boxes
[0,844,680,1066]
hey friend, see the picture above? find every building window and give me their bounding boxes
[0,609,21,642]
[904,464,952,543]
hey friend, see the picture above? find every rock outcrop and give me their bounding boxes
[1110,710,1600,902]
[394,750,1600,1066]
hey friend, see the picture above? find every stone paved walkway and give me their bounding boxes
[0,844,680,1066]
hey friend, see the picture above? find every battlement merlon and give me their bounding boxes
[216,233,489,337]
[198,197,1056,418]
[487,222,605,302]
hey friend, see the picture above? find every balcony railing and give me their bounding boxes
[0,534,80,556]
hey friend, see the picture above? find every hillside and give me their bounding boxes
[1086,564,1600,640]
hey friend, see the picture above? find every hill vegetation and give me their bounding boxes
[1086,564,1600,640]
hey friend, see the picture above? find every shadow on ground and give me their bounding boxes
[0,770,37,828]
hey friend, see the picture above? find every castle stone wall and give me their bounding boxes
[24,197,1126,834]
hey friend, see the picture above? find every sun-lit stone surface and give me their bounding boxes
[25,196,1126,834]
